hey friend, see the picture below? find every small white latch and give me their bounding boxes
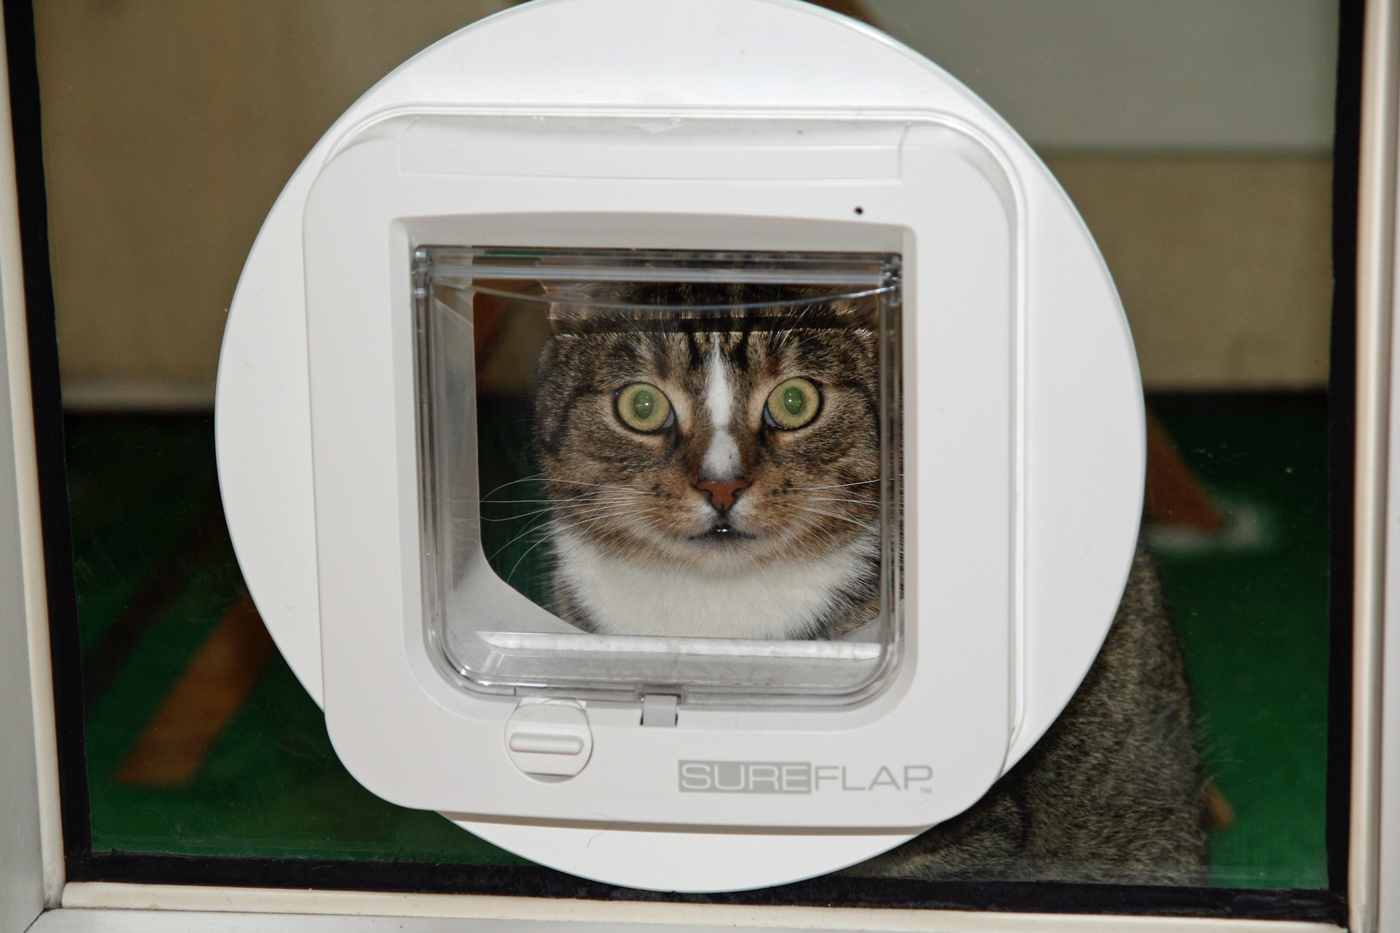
[641,693,679,727]
[504,700,593,779]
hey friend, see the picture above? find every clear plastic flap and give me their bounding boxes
[414,247,902,706]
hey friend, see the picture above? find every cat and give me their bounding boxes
[531,283,884,640]
[528,279,1209,883]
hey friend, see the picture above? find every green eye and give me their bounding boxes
[765,377,820,430]
[616,382,672,432]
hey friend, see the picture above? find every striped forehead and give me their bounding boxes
[655,327,771,376]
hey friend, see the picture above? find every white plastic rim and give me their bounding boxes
[215,0,1143,890]
[451,820,912,893]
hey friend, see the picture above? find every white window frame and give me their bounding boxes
[3,1,1399,930]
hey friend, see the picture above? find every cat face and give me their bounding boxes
[532,292,883,590]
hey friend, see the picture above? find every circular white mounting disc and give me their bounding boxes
[215,0,1142,890]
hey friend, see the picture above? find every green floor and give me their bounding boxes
[1146,399,1330,889]
[66,397,1329,887]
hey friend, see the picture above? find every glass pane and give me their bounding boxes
[35,0,1338,897]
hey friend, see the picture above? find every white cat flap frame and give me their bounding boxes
[215,0,1144,893]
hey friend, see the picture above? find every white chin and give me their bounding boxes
[554,530,872,640]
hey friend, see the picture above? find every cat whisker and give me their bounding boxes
[786,504,875,530]
[558,509,668,546]
[550,505,661,537]
[489,501,645,556]
[479,505,560,522]
[586,502,665,526]
[786,479,880,490]
[480,475,648,508]
[563,505,664,533]
[545,478,651,492]
[486,517,559,563]
[479,473,549,500]
[482,492,647,505]
[504,531,561,585]
[481,496,644,522]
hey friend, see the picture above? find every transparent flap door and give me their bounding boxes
[415,247,902,706]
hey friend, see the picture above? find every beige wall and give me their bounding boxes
[1047,155,1332,389]
[33,1,1336,404]
[34,0,513,405]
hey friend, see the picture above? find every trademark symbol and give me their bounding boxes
[921,787,932,794]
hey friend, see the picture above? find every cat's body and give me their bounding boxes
[849,541,1210,883]
[529,279,1207,882]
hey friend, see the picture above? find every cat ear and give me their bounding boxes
[825,295,880,331]
[546,302,594,335]
[541,280,618,335]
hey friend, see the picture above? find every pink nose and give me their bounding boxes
[695,477,750,511]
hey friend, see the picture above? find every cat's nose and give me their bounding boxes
[694,477,750,512]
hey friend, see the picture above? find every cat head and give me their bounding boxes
[532,283,884,583]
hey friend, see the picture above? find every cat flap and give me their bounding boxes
[299,108,1026,841]
[417,247,903,707]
